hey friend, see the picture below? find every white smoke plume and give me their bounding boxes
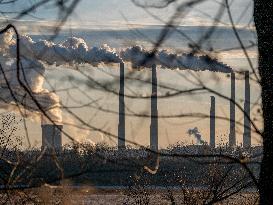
[7,34,231,72]
[187,127,206,145]
[0,30,14,52]
[0,56,62,124]
[9,36,122,66]
[1,33,122,127]
[62,116,95,145]
[1,34,120,126]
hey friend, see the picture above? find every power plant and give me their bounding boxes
[115,63,252,150]
[41,124,63,151]
[38,63,251,151]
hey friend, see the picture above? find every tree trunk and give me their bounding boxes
[253,1,273,204]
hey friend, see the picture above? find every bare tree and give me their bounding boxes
[253,1,273,204]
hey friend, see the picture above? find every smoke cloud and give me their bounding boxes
[121,45,232,73]
[9,36,122,66]
[0,56,62,124]
[0,30,14,52]
[1,34,124,127]
[187,127,206,145]
[7,34,232,72]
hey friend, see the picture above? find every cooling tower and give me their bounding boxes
[150,64,158,151]
[210,96,216,148]
[229,72,236,147]
[243,71,251,148]
[41,124,63,151]
[118,62,126,149]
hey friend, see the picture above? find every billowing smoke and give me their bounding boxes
[157,50,232,73]
[8,35,231,72]
[9,36,122,66]
[0,30,14,52]
[120,45,155,68]
[0,55,62,124]
[121,45,232,73]
[1,33,123,128]
[187,127,206,145]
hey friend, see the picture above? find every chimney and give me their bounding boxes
[229,72,236,147]
[118,62,126,149]
[41,124,63,151]
[210,96,215,148]
[150,64,158,151]
[243,71,251,148]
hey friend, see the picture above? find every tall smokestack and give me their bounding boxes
[243,71,251,148]
[118,62,126,149]
[150,64,158,151]
[41,124,63,151]
[229,72,236,147]
[210,96,216,148]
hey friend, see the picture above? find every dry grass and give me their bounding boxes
[0,185,258,205]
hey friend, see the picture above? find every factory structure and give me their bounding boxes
[243,71,251,148]
[229,72,236,147]
[41,124,63,151]
[117,63,252,150]
[41,63,252,151]
[150,64,159,151]
[210,96,216,148]
[118,63,126,149]
[208,70,251,149]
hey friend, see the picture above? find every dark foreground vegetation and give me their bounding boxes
[0,143,261,188]
[0,143,262,204]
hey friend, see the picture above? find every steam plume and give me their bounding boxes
[121,45,232,73]
[0,57,62,124]
[9,36,122,66]
[0,30,14,52]
[8,35,232,73]
[187,127,206,145]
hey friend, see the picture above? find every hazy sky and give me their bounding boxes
[1,0,254,28]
